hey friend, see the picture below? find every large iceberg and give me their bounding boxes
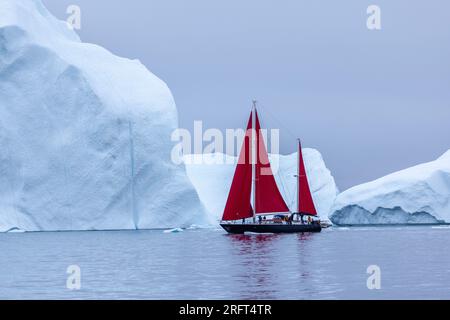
[330,150,450,225]
[0,0,208,231]
[184,150,339,221]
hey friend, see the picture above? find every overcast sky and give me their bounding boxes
[43,0,450,190]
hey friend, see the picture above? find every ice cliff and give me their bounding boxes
[330,151,450,225]
[0,0,208,231]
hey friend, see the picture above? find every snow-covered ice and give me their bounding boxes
[330,150,450,225]
[184,150,339,222]
[0,0,208,231]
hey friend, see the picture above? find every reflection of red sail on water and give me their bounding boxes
[220,102,322,234]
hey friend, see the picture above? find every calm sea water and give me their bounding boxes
[1,226,450,299]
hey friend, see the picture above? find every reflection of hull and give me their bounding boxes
[220,222,321,234]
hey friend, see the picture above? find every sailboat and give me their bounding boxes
[220,102,322,234]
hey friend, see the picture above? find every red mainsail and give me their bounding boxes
[221,113,254,221]
[255,111,290,214]
[297,140,317,215]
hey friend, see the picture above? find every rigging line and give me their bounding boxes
[257,103,300,210]
[256,102,299,142]
[258,110,293,211]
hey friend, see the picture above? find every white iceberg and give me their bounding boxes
[330,150,450,225]
[0,0,208,232]
[184,150,339,222]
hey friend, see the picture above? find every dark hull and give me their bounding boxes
[220,223,321,234]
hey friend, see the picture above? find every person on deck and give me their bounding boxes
[288,215,293,225]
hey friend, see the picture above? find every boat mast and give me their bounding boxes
[297,138,301,214]
[252,100,257,223]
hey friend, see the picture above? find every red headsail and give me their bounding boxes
[255,111,290,214]
[221,113,254,221]
[297,141,317,215]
